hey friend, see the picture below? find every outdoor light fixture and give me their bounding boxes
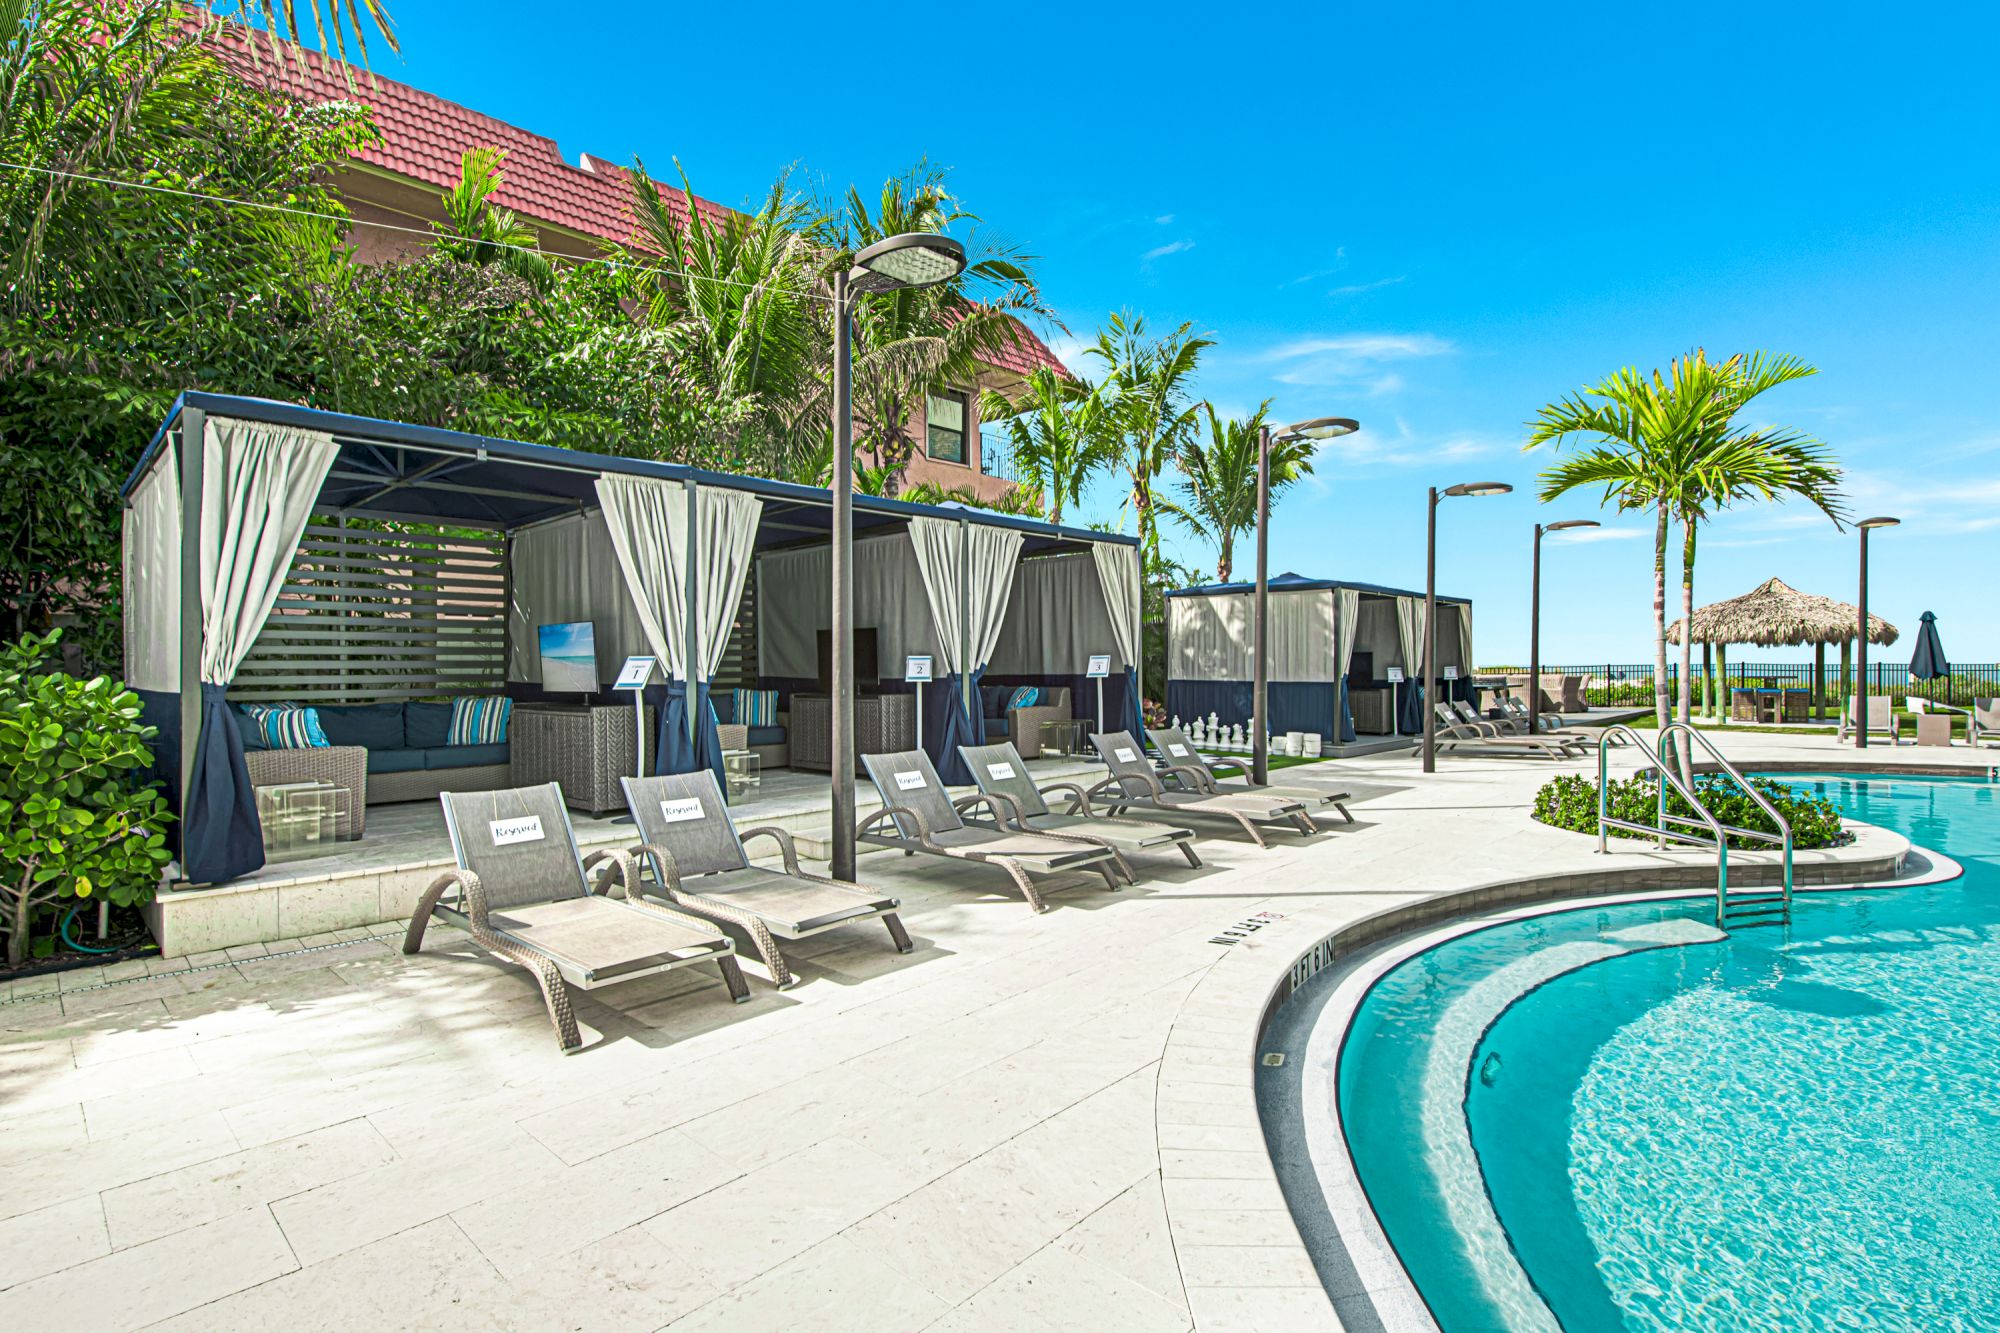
[1854,516,1900,750]
[828,232,969,880]
[1529,519,1601,734]
[1253,416,1362,784]
[1423,481,1515,772]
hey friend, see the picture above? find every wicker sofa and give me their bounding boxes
[981,685,1072,756]
[234,699,511,809]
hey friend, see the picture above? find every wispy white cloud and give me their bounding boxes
[1154,213,1175,225]
[1329,276,1406,297]
[1282,246,1348,287]
[1144,238,1196,262]
[1042,335,1094,376]
[1256,332,1454,392]
[1305,417,1498,470]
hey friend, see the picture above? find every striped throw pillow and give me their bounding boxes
[731,688,777,727]
[1007,685,1039,710]
[241,704,327,750]
[447,696,512,746]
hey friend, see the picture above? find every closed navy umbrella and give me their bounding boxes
[1909,610,1949,701]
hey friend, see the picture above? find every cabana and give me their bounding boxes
[1667,576,1897,722]
[1164,574,1473,744]
[121,393,1140,887]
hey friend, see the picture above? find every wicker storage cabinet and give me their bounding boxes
[510,705,653,814]
[789,693,917,772]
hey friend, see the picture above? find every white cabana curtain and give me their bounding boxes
[1270,591,1336,682]
[688,486,764,677]
[124,440,182,692]
[1334,588,1361,682]
[1395,595,1426,675]
[987,553,1121,675]
[1168,595,1251,680]
[908,516,1023,674]
[507,511,650,683]
[755,533,941,679]
[199,419,340,685]
[593,475,688,678]
[1089,542,1141,671]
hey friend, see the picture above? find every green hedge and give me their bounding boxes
[1531,773,1848,850]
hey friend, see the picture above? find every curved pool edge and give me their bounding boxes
[1158,815,1920,1333]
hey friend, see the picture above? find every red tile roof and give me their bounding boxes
[206,27,1065,378]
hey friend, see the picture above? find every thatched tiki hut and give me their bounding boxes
[1667,577,1898,721]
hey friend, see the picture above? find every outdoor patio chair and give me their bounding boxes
[1449,700,1587,755]
[1837,696,1903,744]
[960,740,1202,878]
[857,749,1121,914]
[1971,699,2000,747]
[1496,696,1622,747]
[618,772,910,990]
[1086,731,1315,848]
[1426,704,1572,760]
[1915,713,1955,747]
[1145,726,1354,822]
[408,783,749,1053]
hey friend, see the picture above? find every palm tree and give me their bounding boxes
[1529,350,1844,732]
[977,368,1117,525]
[1087,312,1213,561]
[433,148,550,285]
[1157,403,1317,581]
[829,162,1055,496]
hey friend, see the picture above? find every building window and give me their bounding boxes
[926,393,967,464]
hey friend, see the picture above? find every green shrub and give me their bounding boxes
[1531,771,1847,850]
[0,632,173,968]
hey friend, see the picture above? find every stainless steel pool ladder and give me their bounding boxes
[1596,723,1794,929]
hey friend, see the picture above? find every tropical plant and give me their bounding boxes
[977,368,1115,526]
[433,147,550,285]
[1532,771,1846,851]
[0,632,172,968]
[899,479,1046,518]
[828,161,1055,496]
[225,0,399,68]
[1087,312,1212,561]
[1156,402,1317,581]
[1528,350,1844,733]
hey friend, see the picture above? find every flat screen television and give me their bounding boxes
[817,628,880,690]
[538,621,598,696]
[1348,651,1375,685]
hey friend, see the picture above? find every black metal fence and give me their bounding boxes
[1480,662,2000,708]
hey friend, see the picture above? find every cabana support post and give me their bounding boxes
[176,405,206,804]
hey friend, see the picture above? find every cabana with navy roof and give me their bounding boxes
[120,392,1142,887]
[1164,573,1474,745]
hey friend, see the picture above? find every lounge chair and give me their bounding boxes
[1145,726,1354,822]
[407,784,749,1053]
[1425,704,1572,760]
[857,749,1121,914]
[1087,730,1314,848]
[618,772,910,990]
[1451,700,1587,754]
[1972,699,2000,748]
[1836,696,1904,744]
[960,740,1202,877]
[1496,695,1620,746]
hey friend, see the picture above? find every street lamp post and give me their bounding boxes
[1854,516,1900,750]
[829,233,967,879]
[1529,520,1600,735]
[1253,416,1358,785]
[1423,482,1513,773]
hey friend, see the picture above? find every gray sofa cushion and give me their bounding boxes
[423,743,510,771]
[405,702,453,748]
[366,748,427,775]
[747,724,787,747]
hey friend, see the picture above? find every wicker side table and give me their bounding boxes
[509,705,652,814]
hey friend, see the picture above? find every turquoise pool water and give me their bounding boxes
[1338,772,2000,1332]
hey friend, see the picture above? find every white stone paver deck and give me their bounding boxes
[0,731,1984,1331]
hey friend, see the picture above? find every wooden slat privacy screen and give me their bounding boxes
[233,518,508,703]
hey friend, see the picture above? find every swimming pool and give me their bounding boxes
[1331,771,2000,1332]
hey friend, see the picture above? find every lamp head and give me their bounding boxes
[1543,519,1601,534]
[1858,515,1901,530]
[850,233,967,294]
[1275,416,1360,442]
[1444,481,1513,499]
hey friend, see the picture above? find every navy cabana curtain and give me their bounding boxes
[596,476,763,788]
[911,516,1023,785]
[124,417,341,884]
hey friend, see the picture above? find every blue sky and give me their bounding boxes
[370,3,1999,663]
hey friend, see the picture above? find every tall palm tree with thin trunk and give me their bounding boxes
[1088,312,1212,561]
[1530,350,1844,734]
[1157,403,1317,581]
[977,368,1116,526]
